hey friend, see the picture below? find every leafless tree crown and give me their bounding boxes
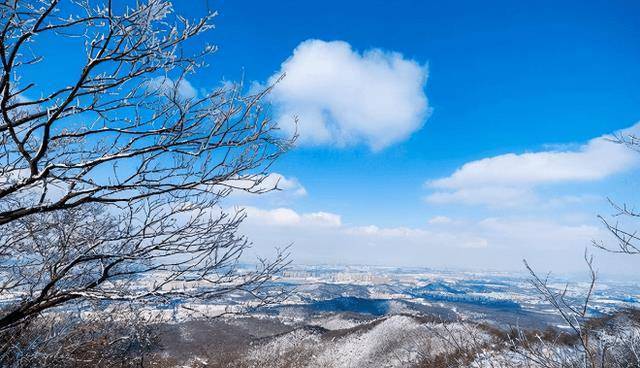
[594,131,640,256]
[0,0,292,337]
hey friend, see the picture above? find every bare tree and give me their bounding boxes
[492,129,640,368]
[514,123,640,367]
[0,302,158,368]
[0,0,292,342]
[593,131,640,256]
[521,253,600,368]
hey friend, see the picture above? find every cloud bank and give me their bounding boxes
[227,124,640,274]
[240,206,341,227]
[237,205,616,273]
[425,123,640,207]
[267,40,429,150]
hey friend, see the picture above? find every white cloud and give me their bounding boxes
[425,186,536,208]
[475,217,600,251]
[264,173,307,197]
[345,225,429,238]
[238,206,625,272]
[218,173,307,205]
[302,211,342,227]
[431,124,639,189]
[343,224,489,249]
[425,123,640,207]
[240,206,341,227]
[223,173,306,197]
[147,76,197,99]
[267,40,429,150]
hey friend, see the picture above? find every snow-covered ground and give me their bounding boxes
[132,265,640,367]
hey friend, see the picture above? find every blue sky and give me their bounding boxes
[29,1,640,275]
[175,0,640,275]
[181,0,640,219]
